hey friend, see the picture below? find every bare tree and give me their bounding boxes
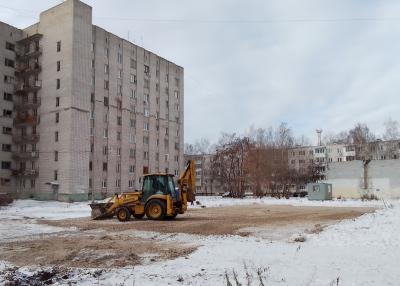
[383,118,400,141]
[211,134,250,198]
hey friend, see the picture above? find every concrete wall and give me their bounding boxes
[324,160,400,199]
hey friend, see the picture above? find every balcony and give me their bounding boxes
[12,151,39,161]
[11,168,39,178]
[14,117,38,128]
[12,134,40,144]
[15,63,42,78]
[14,98,41,112]
[16,33,43,45]
[16,46,42,61]
[14,80,42,95]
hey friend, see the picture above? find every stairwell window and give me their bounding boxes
[54,151,58,162]
[56,97,60,107]
[57,61,60,72]
[54,170,58,181]
[102,180,107,188]
[57,41,61,52]
[56,79,60,89]
[55,112,59,123]
[55,131,59,142]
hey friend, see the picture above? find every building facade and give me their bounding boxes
[0,0,184,201]
[0,22,22,194]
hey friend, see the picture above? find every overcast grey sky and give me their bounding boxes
[1,0,400,145]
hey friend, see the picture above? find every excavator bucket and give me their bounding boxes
[89,203,112,220]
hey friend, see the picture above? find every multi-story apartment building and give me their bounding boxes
[0,0,184,201]
[0,23,22,194]
[288,140,400,175]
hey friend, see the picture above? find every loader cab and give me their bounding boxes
[141,174,178,202]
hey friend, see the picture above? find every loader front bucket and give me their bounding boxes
[89,203,112,220]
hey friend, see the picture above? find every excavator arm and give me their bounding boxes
[178,160,196,203]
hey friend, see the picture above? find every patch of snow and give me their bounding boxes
[0,200,91,221]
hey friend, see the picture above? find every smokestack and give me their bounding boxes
[316,129,323,146]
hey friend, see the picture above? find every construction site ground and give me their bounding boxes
[0,203,374,269]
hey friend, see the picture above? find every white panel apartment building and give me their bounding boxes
[0,0,184,201]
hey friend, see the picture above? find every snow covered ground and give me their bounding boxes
[0,197,398,285]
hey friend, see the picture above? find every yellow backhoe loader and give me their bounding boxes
[89,160,196,221]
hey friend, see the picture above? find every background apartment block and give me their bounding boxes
[0,0,184,201]
[0,22,22,194]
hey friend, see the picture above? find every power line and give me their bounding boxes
[94,16,400,24]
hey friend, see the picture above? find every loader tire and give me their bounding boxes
[145,200,166,220]
[133,213,145,219]
[116,207,131,222]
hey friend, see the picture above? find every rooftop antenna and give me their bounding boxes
[316,129,323,146]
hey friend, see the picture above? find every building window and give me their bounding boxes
[4,58,14,68]
[129,148,135,158]
[56,79,60,89]
[144,122,149,131]
[104,80,109,90]
[144,94,149,104]
[54,170,58,181]
[3,92,12,101]
[129,134,135,143]
[5,42,15,51]
[55,112,59,123]
[57,41,61,52]
[4,75,14,84]
[116,179,120,188]
[130,119,135,128]
[129,165,135,174]
[89,161,92,171]
[175,77,179,87]
[104,64,109,74]
[103,162,108,171]
[54,151,58,161]
[144,78,150,89]
[104,97,109,106]
[144,65,150,74]
[102,180,107,188]
[130,74,137,83]
[117,116,122,126]
[56,97,60,107]
[103,129,108,138]
[1,144,11,152]
[117,53,123,64]
[144,108,149,117]
[118,69,122,78]
[117,84,122,94]
[130,59,136,69]
[143,136,149,144]
[55,131,59,142]
[128,180,134,188]
[117,131,121,141]
[116,163,120,173]
[1,161,11,169]
[57,61,61,71]
[3,110,12,118]
[2,127,12,135]
[103,146,108,155]
[144,151,149,160]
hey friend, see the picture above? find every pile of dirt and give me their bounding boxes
[1,266,71,285]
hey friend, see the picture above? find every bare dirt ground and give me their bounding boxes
[0,204,375,268]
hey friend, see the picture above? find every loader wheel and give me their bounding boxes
[116,207,131,222]
[145,200,166,220]
[133,213,145,219]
